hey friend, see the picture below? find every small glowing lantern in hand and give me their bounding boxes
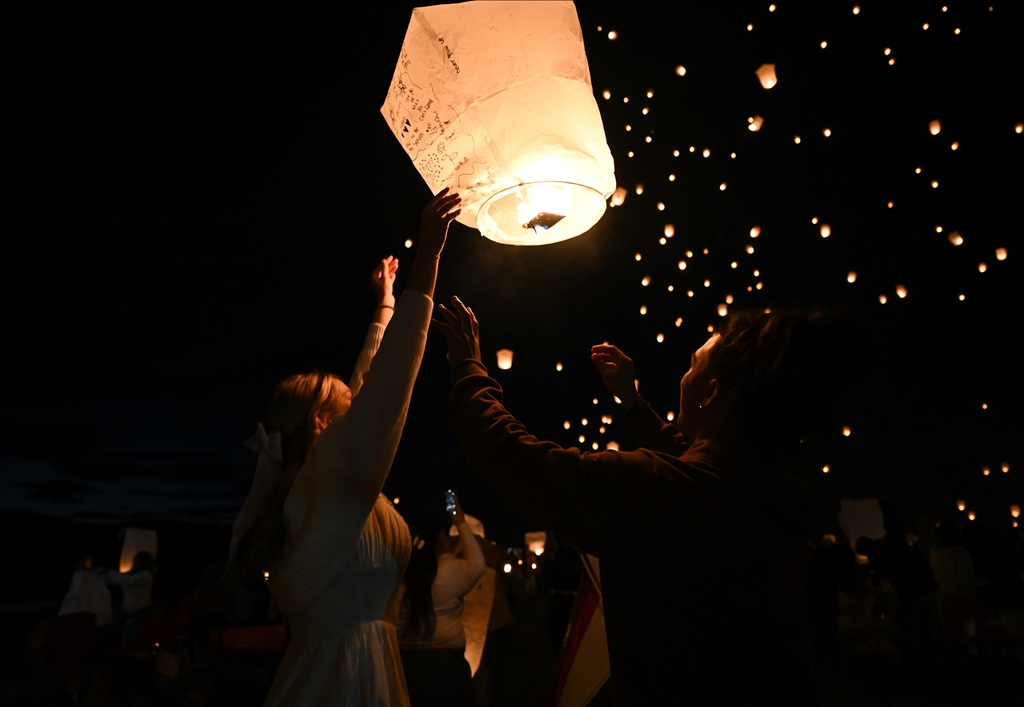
[756,64,777,89]
[495,349,514,370]
[382,1,615,246]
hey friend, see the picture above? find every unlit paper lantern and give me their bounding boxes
[756,63,777,89]
[496,348,514,370]
[382,1,615,246]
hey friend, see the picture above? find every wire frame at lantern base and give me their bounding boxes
[478,180,607,246]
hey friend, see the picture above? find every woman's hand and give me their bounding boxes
[369,256,399,308]
[432,296,482,368]
[591,344,641,409]
[419,188,462,257]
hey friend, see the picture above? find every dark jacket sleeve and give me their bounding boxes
[626,404,691,457]
[450,360,643,556]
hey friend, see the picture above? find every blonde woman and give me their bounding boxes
[229,190,460,706]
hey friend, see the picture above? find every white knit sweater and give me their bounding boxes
[269,290,433,617]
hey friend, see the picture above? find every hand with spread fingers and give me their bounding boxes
[418,187,462,256]
[432,296,482,368]
[370,256,399,307]
[591,344,641,409]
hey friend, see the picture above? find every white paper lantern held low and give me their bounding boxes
[495,349,514,370]
[382,1,615,246]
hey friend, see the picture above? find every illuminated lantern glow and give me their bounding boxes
[606,440,620,451]
[678,261,687,270]
[556,362,563,371]
[120,528,158,574]
[853,5,860,13]
[668,174,676,182]
[1016,123,1024,134]
[968,511,976,521]
[719,183,727,191]
[675,317,683,326]
[640,305,647,315]
[635,253,642,261]
[931,180,939,188]
[981,403,988,410]
[625,124,632,132]
[666,411,675,421]
[949,232,963,246]
[664,224,675,237]
[957,500,966,511]
[1003,463,1010,473]
[1011,505,1020,518]
[747,24,753,31]
[657,202,665,210]
[607,30,617,40]
[703,148,711,158]
[495,349,514,370]
[635,184,644,195]
[645,136,652,143]
[951,141,959,150]
[756,64,777,89]
[503,563,512,573]
[609,186,627,207]
[820,224,831,238]
[794,136,801,144]
[746,245,755,254]
[704,279,711,287]
[929,120,941,135]
[725,295,734,304]
[642,276,651,286]
[750,226,761,238]
[978,263,987,273]
[676,65,687,76]
[656,333,665,342]
[526,531,546,555]
[667,285,674,292]
[730,261,738,269]
[578,435,585,443]
[983,466,990,476]
[888,201,894,208]
[996,248,1007,261]
[602,89,611,100]
[823,128,832,137]
[958,294,965,301]
[896,285,907,298]
[847,272,857,283]
[563,420,570,429]
[842,426,851,437]
[769,4,776,11]
[673,150,680,156]
[884,48,891,56]
[748,116,764,132]
[404,239,414,249]
[820,41,828,49]
[879,294,888,304]
[822,465,830,473]
[581,417,588,426]
[811,217,818,224]
[659,238,667,245]
[382,2,615,246]
[717,304,728,317]
[647,91,654,98]
[592,442,599,450]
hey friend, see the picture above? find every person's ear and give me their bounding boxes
[702,378,720,409]
[314,409,330,431]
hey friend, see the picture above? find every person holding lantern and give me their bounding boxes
[433,300,866,705]
[228,189,460,706]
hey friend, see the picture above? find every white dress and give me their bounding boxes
[263,291,432,707]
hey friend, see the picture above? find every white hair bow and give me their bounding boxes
[228,423,284,566]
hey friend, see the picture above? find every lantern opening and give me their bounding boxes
[479,180,606,246]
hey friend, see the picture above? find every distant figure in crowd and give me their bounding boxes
[856,501,940,662]
[58,555,112,627]
[434,301,867,705]
[398,493,486,707]
[928,521,986,652]
[106,551,154,647]
[229,190,460,706]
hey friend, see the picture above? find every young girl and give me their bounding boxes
[230,190,460,706]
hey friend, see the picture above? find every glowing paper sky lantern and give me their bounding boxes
[495,348,514,370]
[382,1,615,246]
[929,120,941,135]
[996,247,1007,260]
[526,531,546,555]
[1012,505,1021,518]
[957,500,966,511]
[609,186,627,207]
[948,231,963,246]
[756,63,777,89]
[748,116,764,132]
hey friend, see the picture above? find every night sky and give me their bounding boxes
[4,2,1022,545]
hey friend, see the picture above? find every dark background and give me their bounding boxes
[3,1,1021,580]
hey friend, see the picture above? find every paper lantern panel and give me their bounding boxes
[382,1,615,246]
[119,527,158,574]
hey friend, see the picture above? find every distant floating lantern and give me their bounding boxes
[503,563,512,573]
[853,5,860,13]
[1012,505,1021,518]
[556,362,563,371]
[675,317,683,326]
[667,285,674,292]
[755,63,777,89]
[664,224,675,237]
[676,65,686,76]
[978,263,987,273]
[578,435,584,443]
[606,440,620,451]
[823,128,832,137]
[526,531,546,555]
[968,511,976,521]
[1003,463,1010,473]
[747,24,753,31]
[922,23,929,30]
[719,183,727,191]
[642,276,651,286]
[811,217,818,224]
[725,294,734,304]
[602,89,611,100]
[958,294,965,301]
[931,180,939,188]
[847,271,857,283]
[657,202,665,210]
[404,239,414,249]
[656,333,665,343]
[625,124,632,132]
[879,294,888,304]
[884,48,891,56]
[717,304,728,317]
[730,261,738,268]
[703,148,711,158]
[635,184,644,195]
[983,466,991,476]
[746,245,755,254]
[635,252,642,261]
[915,167,922,174]
[896,285,907,298]
[951,141,959,150]
[750,226,761,238]
[677,260,687,270]
[981,402,988,409]
[820,41,828,49]
[957,500,966,511]
[769,4,776,11]
[609,186,627,207]
[996,247,1007,260]
[581,417,588,426]
[607,30,617,40]
[948,232,963,246]
[794,136,801,144]
[704,279,711,287]
[673,150,680,156]
[843,426,851,436]
[591,442,599,450]
[496,349,514,370]
[382,2,615,246]
[647,90,654,98]
[639,305,647,315]
[1016,123,1024,134]
[748,116,764,132]
[888,201,894,208]
[929,120,941,135]
[820,224,831,238]
[666,411,675,421]
[822,465,830,473]
[668,174,676,181]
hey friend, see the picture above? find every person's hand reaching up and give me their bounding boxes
[591,344,642,410]
[370,256,398,308]
[432,296,482,368]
